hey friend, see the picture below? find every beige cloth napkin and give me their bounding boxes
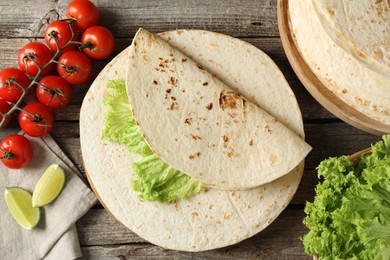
[0,130,97,260]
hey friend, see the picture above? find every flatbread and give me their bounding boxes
[289,0,390,126]
[126,28,310,190]
[80,30,305,251]
[312,0,390,77]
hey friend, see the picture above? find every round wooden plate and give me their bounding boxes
[277,0,390,136]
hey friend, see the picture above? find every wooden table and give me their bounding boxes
[0,0,379,259]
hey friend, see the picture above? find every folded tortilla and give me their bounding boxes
[80,29,306,251]
[289,0,390,126]
[126,28,311,190]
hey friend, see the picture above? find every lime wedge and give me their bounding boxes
[4,187,40,229]
[32,164,65,207]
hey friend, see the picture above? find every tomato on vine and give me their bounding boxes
[36,76,72,109]
[81,26,115,60]
[66,0,100,31]
[0,134,33,169]
[45,20,80,52]
[57,50,92,85]
[18,42,54,76]
[0,99,12,128]
[18,103,54,137]
[0,68,30,103]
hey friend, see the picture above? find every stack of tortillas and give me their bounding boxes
[80,29,311,251]
[284,0,390,134]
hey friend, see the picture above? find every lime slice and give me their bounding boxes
[32,164,65,207]
[4,187,40,229]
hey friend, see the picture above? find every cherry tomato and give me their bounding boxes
[57,51,92,85]
[18,42,54,76]
[0,99,12,128]
[18,103,54,137]
[45,20,80,53]
[0,134,33,169]
[0,68,30,103]
[66,0,99,31]
[36,76,72,109]
[81,26,115,60]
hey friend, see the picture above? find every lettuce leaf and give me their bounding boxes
[102,79,202,203]
[102,79,152,156]
[303,135,390,260]
[132,154,203,203]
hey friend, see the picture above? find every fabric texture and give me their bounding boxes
[0,128,97,260]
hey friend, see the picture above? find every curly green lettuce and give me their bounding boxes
[102,79,152,156]
[132,154,202,203]
[303,135,390,260]
[102,79,202,203]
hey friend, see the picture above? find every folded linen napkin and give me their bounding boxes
[0,129,97,260]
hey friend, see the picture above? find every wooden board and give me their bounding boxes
[277,0,390,136]
[0,0,382,258]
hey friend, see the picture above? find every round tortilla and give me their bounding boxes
[80,30,305,251]
[288,0,390,126]
[312,0,390,77]
[126,29,310,190]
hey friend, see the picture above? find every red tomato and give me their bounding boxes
[66,0,100,31]
[57,51,92,85]
[0,99,12,128]
[18,103,54,137]
[0,68,30,103]
[45,20,80,53]
[36,76,72,109]
[18,42,54,76]
[0,134,33,169]
[81,26,115,60]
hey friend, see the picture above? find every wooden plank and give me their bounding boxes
[0,38,336,121]
[0,0,279,39]
[77,208,311,259]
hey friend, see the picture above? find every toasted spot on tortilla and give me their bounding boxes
[203,82,209,86]
[326,6,335,16]
[189,152,201,160]
[197,64,205,70]
[168,102,179,110]
[223,212,232,219]
[153,80,158,85]
[168,77,178,85]
[219,90,241,110]
[190,134,202,140]
[265,125,273,134]
[192,212,199,218]
[270,153,278,165]
[206,103,213,110]
[184,118,192,125]
[181,58,187,62]
[222,135,229,147]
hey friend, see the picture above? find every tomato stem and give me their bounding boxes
[1,151,15,160]
[0,17,81,128]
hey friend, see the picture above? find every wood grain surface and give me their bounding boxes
[0,0,380,259]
